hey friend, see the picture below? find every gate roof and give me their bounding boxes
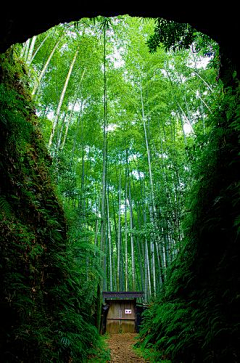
[102,291,144,299]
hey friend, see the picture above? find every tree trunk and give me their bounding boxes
[29,31,51,65]
[128,183,135,290]
[106,188,113,291]
[143,203,151,302]
[60,69,86,150]
[100,18,108,290]
[124,176,128,291]
[140,80,158,295]
[117,170,122,291]
[26,36,36,65]
[48,48,79,148]
[32,32,63,96]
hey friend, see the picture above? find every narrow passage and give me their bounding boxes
[106,333,147,363]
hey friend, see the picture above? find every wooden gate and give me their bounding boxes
[106,299,136,333]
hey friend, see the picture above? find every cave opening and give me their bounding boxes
[0,9,239,363]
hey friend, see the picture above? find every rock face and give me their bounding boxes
[0,50,100,363]
[0,5,239,73]
[0,6,239,362]
[0,50,68,362]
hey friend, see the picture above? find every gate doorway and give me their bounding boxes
[106,299,136,333]
[102,291,144,334]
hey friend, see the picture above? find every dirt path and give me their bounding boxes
[106,333,147,363]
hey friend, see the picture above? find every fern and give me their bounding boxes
[0,52,102,363]
[0,195,12,218]
[139,84,240,362]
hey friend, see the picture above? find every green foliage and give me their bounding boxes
[138,84,240,362]
[0,52,102,362]
[147,17,220,72]
[87,334,111,362]
[1,15,239,363]
[24,15,222,296]
[0,195,12,218]
[147,18,195,53]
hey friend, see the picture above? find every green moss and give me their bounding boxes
[0,51,100,362]
[138,84,240,362]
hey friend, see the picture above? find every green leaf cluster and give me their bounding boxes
[0,52,102,362]
[1,15,239,363]
[138,84,240,362]
[147,18,195,53]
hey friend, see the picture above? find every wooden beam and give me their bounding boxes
[103,291,144,299]
[107,318,136,321]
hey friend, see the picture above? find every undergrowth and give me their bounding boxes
[138,80,240,362]
[87,334,111,363]
[0,49,102,362]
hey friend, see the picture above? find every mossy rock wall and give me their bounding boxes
[0,50,69,361]
[139,76,240,362]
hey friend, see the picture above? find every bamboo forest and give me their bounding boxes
[0,14,239,363]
